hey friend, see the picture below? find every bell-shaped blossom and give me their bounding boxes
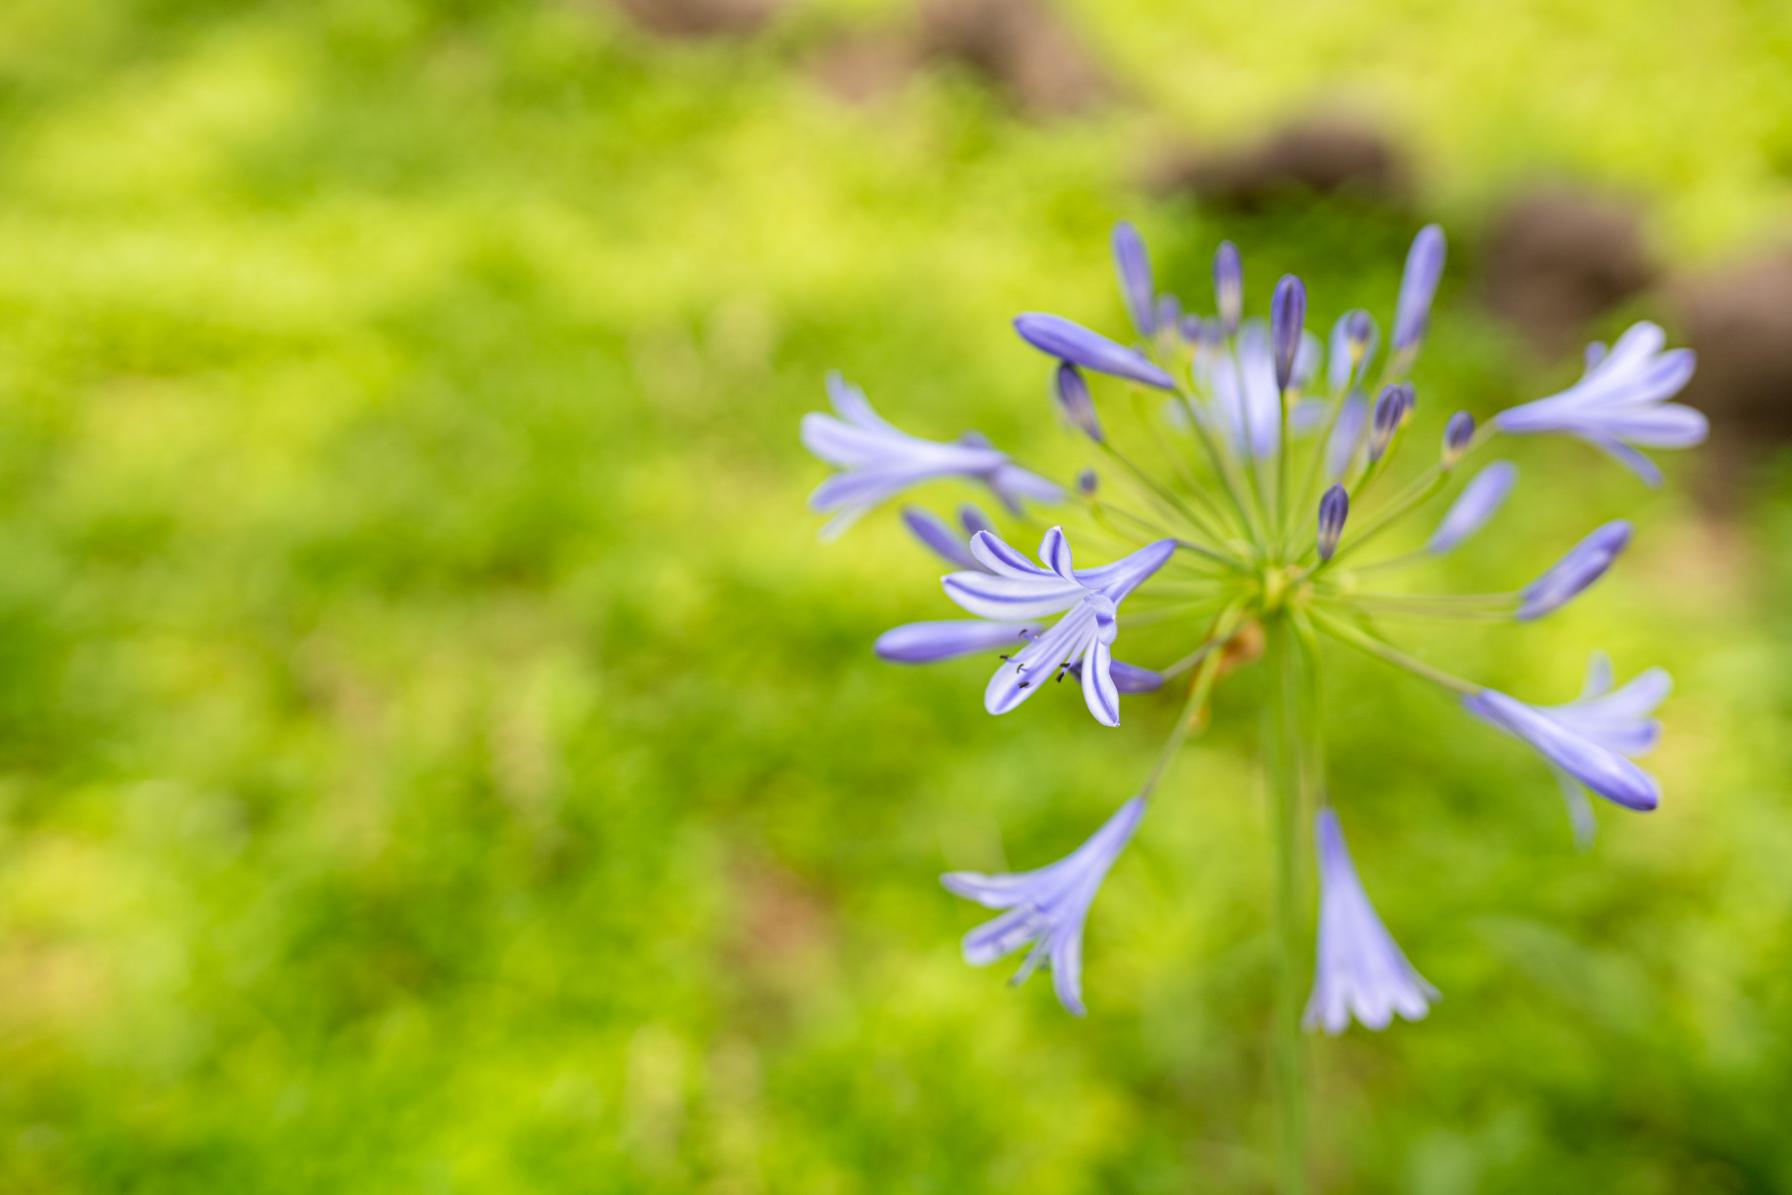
[1014,314,1176,390]
[1463,656,1669,811]
[1544,654,1668,845]
[1304,809,1438,1034]
[943,796,1145,1016]
[803,374,1062,537]
[942,528,1175,726]
[1428,462,1516,554]
[1517,520,1630,621]
[1494,322,1703,485]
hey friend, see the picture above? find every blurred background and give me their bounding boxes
[0,0,1789,1191]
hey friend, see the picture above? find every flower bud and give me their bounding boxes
[1442,411,1475,466]
[1518,521,1631,621]
[1052,362,1103,442]
[1214,241,1243,336]
[1317,484,1350,561]
[1077,468,1099,496]
[1113,222,1156,337]
[1368,383,1414,461]
[1271,274,1306,391]
[1393,224,1446,350]
[1327,309,1377,391]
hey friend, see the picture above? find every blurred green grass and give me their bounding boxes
[0,1,1788,1191]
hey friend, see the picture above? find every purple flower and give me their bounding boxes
[1053,362,1103,442]
[942,528,1175,726]
[1304,809,1438,1034]
[1494,322,1703,485]
[803,374,1063,537]
[1316,484,1349,561]
[1214,241,1243,335]
[1392,224,1446,351]
[1271,275,1307,391]
[1517,520,1630,621]
[1112,222,1157,336]
[1014,314,1176,390]
[1463,658,1668,812]
[1428,461,1516,554]
[943,796,1145,1016]
[1545,654,1670,845]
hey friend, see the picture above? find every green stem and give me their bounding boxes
[1264,615,1309,1195]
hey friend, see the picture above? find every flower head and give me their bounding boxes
[803,373,1062,537]
[1494,322,1704,485]
[942,528,1175,726]
[1305,809,1439,1034]
[808,215,1693,1027]
[943,796,1145,1016]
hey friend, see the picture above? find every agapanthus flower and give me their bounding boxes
[939,527,1175,726]
[1517,520,1630,621]
[802,373,1062,536]
[1305,809,1439,1034]
[804,218,1695,1043]
[1494,321,1704,484]
[943,796,1146,1016]
[1465,655,1668,813]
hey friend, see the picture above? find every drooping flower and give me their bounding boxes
[1014,313,1176,390]
[1494,322,1704,485]
[803,373,1063,537]
[943,796,1146,1016]
[1540,654,1669,845]
[941,528,1175,726]
[1463,658,1668,811]
[1517,520,1630,621]
[1427,461,1517,554]
[1304,809,1439,1034]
